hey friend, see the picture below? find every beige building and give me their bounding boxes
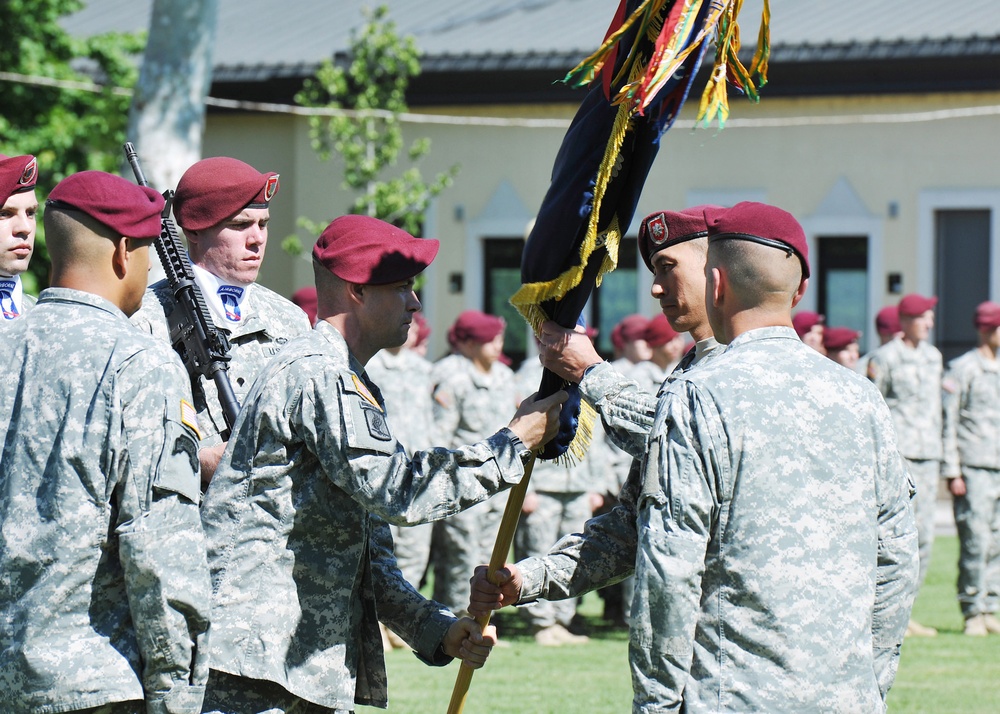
[68,0,1000,363]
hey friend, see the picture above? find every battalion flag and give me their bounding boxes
[510,0,769,460]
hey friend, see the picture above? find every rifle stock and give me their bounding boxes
[123,142,241,432]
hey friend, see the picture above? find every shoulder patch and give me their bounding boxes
[942,377,959,394]
[363,404,393,441]
[180,399,201,440]
[867,360,879,380]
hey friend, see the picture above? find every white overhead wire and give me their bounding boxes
[2,70,999,130]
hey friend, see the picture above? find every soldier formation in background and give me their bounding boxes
[1,149,996,714]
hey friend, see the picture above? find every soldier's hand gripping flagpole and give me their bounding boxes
[445,1,768,710]
[446,453,536,714]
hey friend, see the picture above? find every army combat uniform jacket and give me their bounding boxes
[518,339,721,605]
[0,289,211,714]
[200,321,529,710]
[867,336,944,461]
[632,327,918,713]
[131,277,311,445]
[942,348,1000,475]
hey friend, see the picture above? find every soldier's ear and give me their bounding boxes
[111,236,129,279]
[791,277,809,309]
[348,282,366,305]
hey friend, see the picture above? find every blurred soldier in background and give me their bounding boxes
[868,292,943,637]
[430,310,520,615]
[942,301,1000,636]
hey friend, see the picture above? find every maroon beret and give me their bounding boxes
[313,215,439,285]
[822,326,859,351]
[449,310,505,344]
[705,202,810,278]
[644,313,680,347]
[875,305,900,335]
[291,286,317,325]
[897,293,937,317]
[792,311,824,337]
[0,154,38,205]
[618,314,650,343]
[637,206,715,272]
[173,157,279,231]
[974,301,1000,330]
[414,312,432,346]
[47,171,164,239]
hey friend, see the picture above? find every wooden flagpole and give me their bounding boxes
[446,453,536,714]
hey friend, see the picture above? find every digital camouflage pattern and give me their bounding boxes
[631,327,918,713]
[517,341,722,607]
[942,348,1000,618]
[943,348,1000,474]
[366,347,437,588]
[0,288,211,714]
[868,336,944,587]
[131,278,311,445]
[200,321,527,709]
[431,353,519,612]
[867,336,944,461]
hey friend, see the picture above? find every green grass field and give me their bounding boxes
[360,535,1000,713]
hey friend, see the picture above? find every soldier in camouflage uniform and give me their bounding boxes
[868,292,944,637]
[622,203,918,712]
[0,171,211,714]
[856,304,901,377]
[200,216,565,714]
[942,301,1000,636]
[131,157,311,483]
[0,153,39,324]
[430,310,520,615]
[469,208,723,628]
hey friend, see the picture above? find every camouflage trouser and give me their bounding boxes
[432,491,508,614]
[953,465,1000,618]
[202,669,344,714]
[906,457,940,588]
[515,490,592,628]
[78,703,141,714]
[390,521,434,589]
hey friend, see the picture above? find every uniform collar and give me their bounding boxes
[726,325,799,349]
[36,287,129,319]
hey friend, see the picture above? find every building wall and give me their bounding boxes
[204,90,1000,357]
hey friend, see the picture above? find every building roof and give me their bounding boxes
[63,0,1000,102]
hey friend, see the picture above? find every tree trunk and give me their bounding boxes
[126,0,219,192]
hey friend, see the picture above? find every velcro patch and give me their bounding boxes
[364,405,393,441]
[180,399,201,440]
